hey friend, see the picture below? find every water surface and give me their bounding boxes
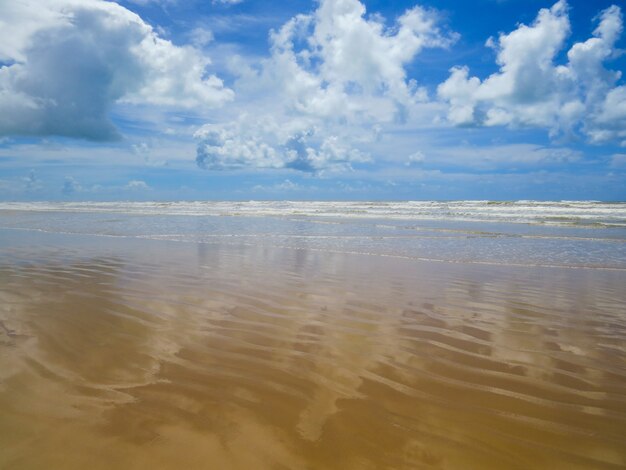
[0,207,625,469]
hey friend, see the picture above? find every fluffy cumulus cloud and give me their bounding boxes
[438,1,626,145]
[275,0,456,116]
[196,119,371,173]
[196,0,457,172]
[0,0,232,141]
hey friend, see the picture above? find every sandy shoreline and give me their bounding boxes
[1,229,625,469]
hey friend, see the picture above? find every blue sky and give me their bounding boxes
[0,0,625,201]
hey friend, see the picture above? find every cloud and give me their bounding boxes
[610,153,626,168]
[23,170,42,191]
[422,144,582,170]
[195,120,370,172]
[195,122,282,170]
[263,0,456,122]
[252,179,301,192]
[212,0,244,5]
[131,142,169,167]
[127,0,244,6]
[0,0,233,141]
[188,27,214,48]
[62,176,81,195]
[437,1,626,144]
[125,0,165,4]
[406,151,425,166]
[125,179,151,190]
[195,0,457,172]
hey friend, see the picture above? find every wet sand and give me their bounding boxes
[1,230,625,469]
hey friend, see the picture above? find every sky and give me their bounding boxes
[0,0,625,201]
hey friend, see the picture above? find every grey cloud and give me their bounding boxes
[0,9,143,141]
[0,0,232,141]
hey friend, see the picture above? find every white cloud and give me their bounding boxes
[188,27,214,48]
[0,0,232,141]
[252,179,301,192]
[438,1,626,144]
[195,118,370,173]
[62,176,82,195]
[131,141,169,167]
[423,144,581,170]
[610,153,626,168]
[406,151,425,166]
[589,84,626,144]
[195,122,284,170]
[23,170,42,191]
[125,179,151,190]
[264,0,456,121]
[212,0,244,5]
[126,0,244,5]
[196,0,457,172]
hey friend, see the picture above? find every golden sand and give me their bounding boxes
[1,238,625,469]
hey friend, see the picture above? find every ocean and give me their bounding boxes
[1,200,625,269]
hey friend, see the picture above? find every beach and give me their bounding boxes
[1,202,625,469]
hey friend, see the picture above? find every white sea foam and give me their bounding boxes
[1,201,625,227]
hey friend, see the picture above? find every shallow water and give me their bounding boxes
[1,225,625,469]
[1,205,625,269]
[2,200,625,227]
